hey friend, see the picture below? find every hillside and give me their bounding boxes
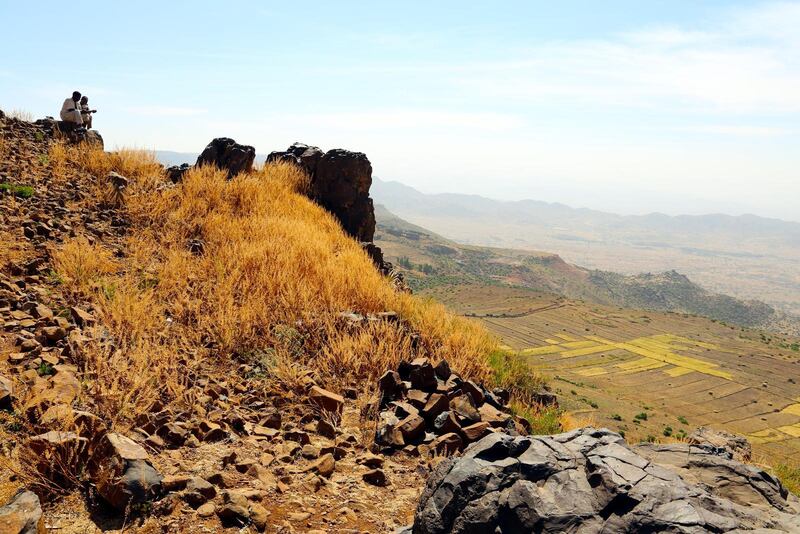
[372,179,800,317]
[2,113,800,532]
[1,117,538,532]
[374,204,796,333]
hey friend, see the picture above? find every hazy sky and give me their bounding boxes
[1,1,798,221]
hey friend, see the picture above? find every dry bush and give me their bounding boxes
[0,227,34,270]
[7,109,33,121]
[51,236,117,297]
[559,411,597,432]
[48,141,69,183]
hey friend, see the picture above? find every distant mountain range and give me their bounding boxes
[374,204,798,334]
[371,179,800,317]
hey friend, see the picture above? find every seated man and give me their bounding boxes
[79,96,97,129]
[60,91,83,126]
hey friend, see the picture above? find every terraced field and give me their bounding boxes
[424,284,800,463]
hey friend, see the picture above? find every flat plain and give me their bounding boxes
[423,284,800,463]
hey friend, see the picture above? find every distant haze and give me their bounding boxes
[371,178,800,316]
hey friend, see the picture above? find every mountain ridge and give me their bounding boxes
[374,203,799,334]
[369,178,800,317]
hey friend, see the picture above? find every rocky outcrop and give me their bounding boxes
[269,143,375,242]
[373,358,544,456]
[267,142,324,177]
[688,426,752,463]
[268,142,405,282]
[411,427,800,533]
[32,118,103,148]
[196,138,255,179]
[312,149,375,243]
[0,490,45,534]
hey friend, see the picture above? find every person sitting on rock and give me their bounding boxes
[79,96,96,129]
[60,91,83,126]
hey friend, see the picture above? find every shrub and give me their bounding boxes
[634,412,648,421]
[774,463,800,496]
[0,183,34,198]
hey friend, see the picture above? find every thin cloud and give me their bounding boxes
[675,124,794,136]
[125,106,208,117]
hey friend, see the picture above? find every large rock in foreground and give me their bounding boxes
[196,137,255,179]
[89,432,163,511]
[412,427,800,533]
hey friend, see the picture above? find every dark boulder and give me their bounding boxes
[267,142,324,176]
[0,374,12,409]
[269,144,376,242]
[89,432,163,511]
[196,138,255,179]
[411,427,800,533]
[312,148,375,242]
[166,163,191,183]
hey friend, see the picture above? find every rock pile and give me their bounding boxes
[196,137,256,179]
[409,427,800,533]
[688,425,752,463]
[374,358,540,456]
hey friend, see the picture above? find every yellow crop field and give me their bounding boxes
[519,331,733,380]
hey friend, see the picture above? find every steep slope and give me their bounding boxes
[375,204,795,332]
[0,113,512,532]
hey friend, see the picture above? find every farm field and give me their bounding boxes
[423,284,800,463]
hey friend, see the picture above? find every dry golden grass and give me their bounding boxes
[0,225,34,270]
[48,140,69,183]
[48,147,496,428]
[51,236,117,297]
[7,109,33,122]
[559,411,597,432]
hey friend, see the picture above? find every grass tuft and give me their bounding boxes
[0,183,34,198]
[774,463,800,496]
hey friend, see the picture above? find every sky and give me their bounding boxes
[1,1,799,221]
